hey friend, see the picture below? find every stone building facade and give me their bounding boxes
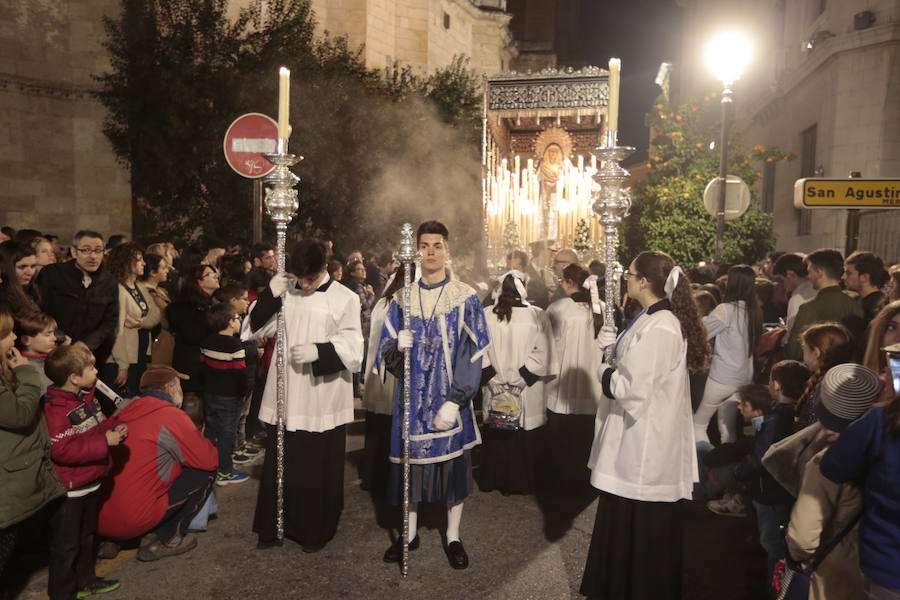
[292,0,515,75]
[678,0,900,261]
[0,0,131,241]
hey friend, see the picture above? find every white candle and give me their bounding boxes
[608,58,621,134]
[278,67,291,140]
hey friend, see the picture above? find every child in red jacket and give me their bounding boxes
[43,345,127,600]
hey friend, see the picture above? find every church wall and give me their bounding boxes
[0,0,131,240]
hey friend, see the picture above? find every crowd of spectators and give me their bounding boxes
[1,221,899,599]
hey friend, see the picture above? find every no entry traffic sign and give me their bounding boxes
[223,113,279,178]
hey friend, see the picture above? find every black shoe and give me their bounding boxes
[446,540,469,570]
[382,535,420,563]
[302,542,325,554]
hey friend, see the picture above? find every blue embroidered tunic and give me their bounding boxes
[377,275,490,468]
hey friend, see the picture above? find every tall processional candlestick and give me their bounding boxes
[263,66,300,541]
[592,59,634,362]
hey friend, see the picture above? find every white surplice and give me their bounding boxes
[588,306,699,502]
[242,276,363,433]
[482,305,552,431]
[545,296,604,416]
[363,297,395,416]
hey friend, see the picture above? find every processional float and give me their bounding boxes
[482,59,634,355]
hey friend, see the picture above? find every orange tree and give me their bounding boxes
[620,94,795,267]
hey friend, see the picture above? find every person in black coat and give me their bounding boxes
[166,264,218,421]
[36,231,118,366]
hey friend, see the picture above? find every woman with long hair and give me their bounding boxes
[693,264,763,444]
[166,263,219,421]
[581,251,710,600]
[0,241,41,315]
[796,322,853,429]
[140,253,174,365]
[0,305,64,577]
[864,300,900,404]
[545,262,604,494]
[479,271,552,495]
[104,243,160,396]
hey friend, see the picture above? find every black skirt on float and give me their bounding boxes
[580,491,684,600]
[253,424,346,548]
[387,450,473,506]
[477,426,541,495]
[361,412,392,495]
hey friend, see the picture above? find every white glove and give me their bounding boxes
[596,324,617,351]
[290,344,319,366]
[269,272,293,297]
[397,330,414,351]
[432,401,460,431]
[486,380,503,396]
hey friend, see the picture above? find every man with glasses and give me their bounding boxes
[549,247,579,303]
[37,230,120,405]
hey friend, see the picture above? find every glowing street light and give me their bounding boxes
[705,30,752,262]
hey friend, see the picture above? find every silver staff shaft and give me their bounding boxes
[592,129,635,364]
[263,141,301,541]
[398,222,416,578]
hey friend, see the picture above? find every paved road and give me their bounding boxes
[11,432,767,600]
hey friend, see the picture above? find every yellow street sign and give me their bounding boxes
[794,178,900,209]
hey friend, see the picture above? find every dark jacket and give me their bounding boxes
[37,260,119,364]
[735,403,795,506]
[43,385,116,491]
[199,332,248,397]
[166,295,212,392]
[785,286,865,360]
[821,406,900,591]
[0,366,65,529]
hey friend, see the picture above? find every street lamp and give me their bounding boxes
[704,30,752,263]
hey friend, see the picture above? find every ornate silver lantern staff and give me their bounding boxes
[592,129,634,363]
[397,222,416,577]
[262,139,301,541]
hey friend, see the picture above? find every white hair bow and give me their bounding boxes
[492,270,529,305]
[583,274,603,314]
[664,265,685,299]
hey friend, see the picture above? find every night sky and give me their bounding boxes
[574,0,683,153]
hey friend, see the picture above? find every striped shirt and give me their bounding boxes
[199,333,247,396]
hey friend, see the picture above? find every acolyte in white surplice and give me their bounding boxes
[545,296,605,416]
[482,305,552,431]
[242,273,364,433]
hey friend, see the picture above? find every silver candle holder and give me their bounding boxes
[263,141,301,541]
[592,130,634,363]
[397,222,416,577]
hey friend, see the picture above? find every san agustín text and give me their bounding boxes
[806,185,900,204]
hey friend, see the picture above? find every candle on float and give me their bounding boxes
[278,67,291,140]
[608,58,621,134]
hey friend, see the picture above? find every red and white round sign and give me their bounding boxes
[223,113,279,178]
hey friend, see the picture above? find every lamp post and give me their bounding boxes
[704,31,751,263]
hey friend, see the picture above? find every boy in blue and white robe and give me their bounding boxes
[375,221,490,569]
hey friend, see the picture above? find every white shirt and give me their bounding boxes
[483,305,552,430]
[703,300,753,387]
[545,297,603,415]
[786,280,817,332]
[242,277,363,432]
[363,297,396,415]
[588,306,698,502]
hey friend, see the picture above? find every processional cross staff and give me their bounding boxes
[396,223,416,577]
[262,67,301,541]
